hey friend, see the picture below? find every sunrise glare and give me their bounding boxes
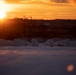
[0,12,6,19]
[0,1,76,75]
[0,0,12,19]
[1,0,76,19]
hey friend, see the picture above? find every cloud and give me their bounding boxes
[51,0,68,3]
[5,0,69,4]
[4,0,76,7]
[5,0,22,3]
[4,0,76,4]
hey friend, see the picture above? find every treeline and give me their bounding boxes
[0,18,76,39]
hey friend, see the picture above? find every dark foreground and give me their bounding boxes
[0,19,76,39]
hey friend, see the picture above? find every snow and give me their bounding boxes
[54,39,70,47]
[13,39,30,46]
[0,39,76,47]
[70,41,76,46]
[31,39,39,46]
[0,46,76,75]
[0,38,76,75]
[44,39,54,47]
[0,39,13,46]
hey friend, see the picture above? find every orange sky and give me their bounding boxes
[1,0,76,19]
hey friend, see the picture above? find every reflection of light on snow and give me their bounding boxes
[67,64,74,72]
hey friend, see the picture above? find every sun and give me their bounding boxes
[0,0,12,19]
[0,12,6,19]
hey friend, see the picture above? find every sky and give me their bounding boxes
[1,0,76,19]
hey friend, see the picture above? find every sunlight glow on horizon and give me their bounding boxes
[0,0,76,19]
[0,12,6,19]
[0,0,12,19]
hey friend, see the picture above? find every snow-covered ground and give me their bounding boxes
[0,38,76,75]
[0,38,76,47]
[0,46,76,75]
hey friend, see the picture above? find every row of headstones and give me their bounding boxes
[0,39,76,46]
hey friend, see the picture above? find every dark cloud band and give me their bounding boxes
[4,0,76,4]
[51,0,68,3]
